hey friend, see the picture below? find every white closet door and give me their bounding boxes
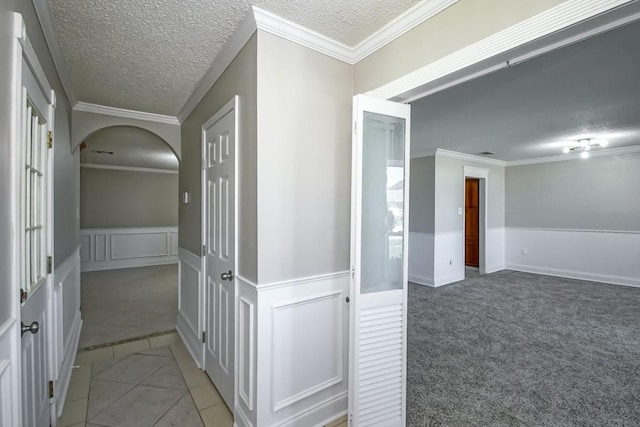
[349,95,410,427]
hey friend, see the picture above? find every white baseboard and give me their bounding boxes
[408,274,435,287]
[279,391,348,427]
[434,273,465,287]
[80,227,178,272]
[233,404,254,427]
[485,264,505,274]
[506,263,640,288]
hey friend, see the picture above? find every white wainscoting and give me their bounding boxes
[80,227,178,272]
[0,319,19,427]
[506,228,640,287]
[253,272,350,427]
[176,248,203,368]
[51,247,82,418]
[235,277,258,427]
[434,231,465,287]
[408,232,434,286]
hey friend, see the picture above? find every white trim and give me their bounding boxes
[74,102,179,125]
[371,0,634,100]
[177,14,256,123]
[31,0,78,106]
[351,0,458,62]
[252,7,353,63]
[437,149,506,166]
[80,163,178,175]
[506,264,640,288]
[507,227,640,235]
[278,391,348,427]
[408,274,435,287]
[506,145,640,166]
[176,313,203,369]
[235,271,350,292]
[233,404,254,427]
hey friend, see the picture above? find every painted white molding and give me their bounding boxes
[80,163,178,175]
[74,102,179,125]
[177,11,257,123]
[408,274,435,287]
[31,0,78,106]
[0,318,18,427]
[437,149,506,166]
[252,7,352,63]
[506,227,640,288]
[255,272,349,426]
[352,0,458,62]
[506,145,640,166]
[80,227,178,272]
[242,271,350,292]
[238,296,255,412]
[372,0,633,100]
[176,247,203,369]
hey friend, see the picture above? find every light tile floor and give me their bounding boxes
[59,332,232,427]
[79,265,178,349]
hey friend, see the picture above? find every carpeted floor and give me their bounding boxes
[407,270,640,426]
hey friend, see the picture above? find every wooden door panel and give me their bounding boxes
[465,179,480,268]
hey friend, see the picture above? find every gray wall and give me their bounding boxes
[256,31,353,283]
[180,34,258,282]
[409,156,436,233]
[0,1,78,325]
[506,152,640,231]
[80,168,178,228]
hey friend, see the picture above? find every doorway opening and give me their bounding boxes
[463,168,487,278]
[78,125,180,350]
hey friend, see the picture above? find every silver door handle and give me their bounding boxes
[21,321,39,337]
[221,270,234,281]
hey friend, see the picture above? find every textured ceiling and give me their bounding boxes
[411,20,640,161]
[81,126,179,169]
[48,0,421,115]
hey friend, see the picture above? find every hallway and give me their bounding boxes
[79,265,178,349]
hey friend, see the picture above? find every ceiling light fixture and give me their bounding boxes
[561,138,608,158]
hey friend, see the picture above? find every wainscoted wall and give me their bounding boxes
[0,319,19,427]
[235,278,257,427]
[408,232,434,286]
[176,248,203,368]
[80,227,178,272]
[51,247,82,418]
[506,228,640,287]
[253,272,350,427]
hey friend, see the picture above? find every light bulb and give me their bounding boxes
[562,147,570,154]
[599,139,609,147]
[584,146,590,151]
[580,151,590,159]
[579,139,589,147]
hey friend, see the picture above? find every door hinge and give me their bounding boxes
[202,245,206,256]
[353,121,357,136]
[47,256,52,275]
[202,158,207,169]
[20,289,27,303]
[351,266,355,278]
[48,380,54,399]
[349,412,353,426]
[47,131,53,149]
[202,331,205,343]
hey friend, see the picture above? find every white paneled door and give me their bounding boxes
[18,24,56,427]
[349,95,410,427]
[203,97,238,411]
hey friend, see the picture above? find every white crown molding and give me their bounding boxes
[176,10,258,123]
[506,145,640,166]
[371,0,633,100]
[252,7,353,63]
[351,0,459,63]
[80,162,178,174]
[74,102,179,125]
[31,0,78,106]
[412,148,507,166]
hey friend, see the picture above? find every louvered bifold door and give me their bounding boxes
[349,95,410,427]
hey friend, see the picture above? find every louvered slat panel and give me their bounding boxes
[357,303,403,426]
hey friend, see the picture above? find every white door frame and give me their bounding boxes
[200,95,239,409]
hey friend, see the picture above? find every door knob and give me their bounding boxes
[21,321,39,337]
[220,270,234,281]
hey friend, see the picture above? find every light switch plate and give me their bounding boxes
[183,192,189,204]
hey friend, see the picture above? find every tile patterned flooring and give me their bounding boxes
[59,332,232,427]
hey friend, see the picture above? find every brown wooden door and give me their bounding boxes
[465,178,480,267]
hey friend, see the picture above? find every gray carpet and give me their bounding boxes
[407,270,640,426]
